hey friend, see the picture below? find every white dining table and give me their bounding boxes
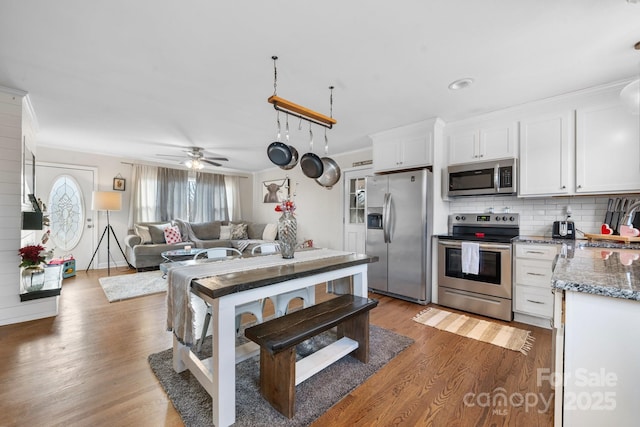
[168,249,377,427]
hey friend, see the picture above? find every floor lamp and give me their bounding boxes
[86,191,130,275]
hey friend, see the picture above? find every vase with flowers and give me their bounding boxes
[19,244,46,292]
[275,198,297,259]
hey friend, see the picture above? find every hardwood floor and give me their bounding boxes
[0,268,553,426]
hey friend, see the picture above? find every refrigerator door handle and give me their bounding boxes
[383,192,391,243]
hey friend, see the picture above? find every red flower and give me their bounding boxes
[19,244,46,268]
[275,198,296,214]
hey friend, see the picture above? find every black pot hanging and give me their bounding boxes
[300,126,323,178]
[280,115,299,170]
[267,114,293,166]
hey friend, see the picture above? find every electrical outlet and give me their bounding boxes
[566,205,572,216]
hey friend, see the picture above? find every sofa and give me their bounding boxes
[125,219,278,270]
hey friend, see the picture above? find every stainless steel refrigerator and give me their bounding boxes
[365,169,432,303]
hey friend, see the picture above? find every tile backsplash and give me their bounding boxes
[448,195,639,238]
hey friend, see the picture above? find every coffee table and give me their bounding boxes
[161,248,203,262]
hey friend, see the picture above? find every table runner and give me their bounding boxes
[166,248,354,346]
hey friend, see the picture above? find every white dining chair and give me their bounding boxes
[251,242,315,317]
[195,247,266,352]
[250,242,280,255]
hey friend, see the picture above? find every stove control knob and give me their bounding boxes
[502,216,508,221]
[455,216,461,221]
[461,216,466,221]
[509,216,515,222]
[495,216,501,221]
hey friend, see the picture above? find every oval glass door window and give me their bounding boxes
[48,174,85,251]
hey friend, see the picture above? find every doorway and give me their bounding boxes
[36,163,97,270]
[342,167,372,253]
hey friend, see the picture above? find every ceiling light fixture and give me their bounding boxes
[185,158,204,170]
[448,78,474,90]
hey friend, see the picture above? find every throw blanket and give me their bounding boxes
[166,248,354,346]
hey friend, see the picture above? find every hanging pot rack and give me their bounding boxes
[267,56,337,129]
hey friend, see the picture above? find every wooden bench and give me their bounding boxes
[244,294,378,418]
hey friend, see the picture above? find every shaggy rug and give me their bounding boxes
[98,270,166,302]
[148,325,413,426]
[413,307,534,355]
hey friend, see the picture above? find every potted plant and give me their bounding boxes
[19,244,46,292]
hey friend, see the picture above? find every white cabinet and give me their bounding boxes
[447,123,517,165]
[513,243,557,326]
[519,112,572,196]
[576,103,640,193]
[371,118,442,173]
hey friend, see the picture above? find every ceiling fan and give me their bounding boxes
[156,146,229,169]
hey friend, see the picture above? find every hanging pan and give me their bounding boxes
[280,115,299,170]
[267,114,293,166]
[316,130,341,189]
[300,126,324,178]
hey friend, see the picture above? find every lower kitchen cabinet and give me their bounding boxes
[513,243,558,328]
[554,290,640,427]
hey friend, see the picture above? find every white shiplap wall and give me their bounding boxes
[0,88,57,326]
[448,194,637,238]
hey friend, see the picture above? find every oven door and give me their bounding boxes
[437,239,512,299]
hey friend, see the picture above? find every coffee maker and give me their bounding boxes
[552,220,576,239]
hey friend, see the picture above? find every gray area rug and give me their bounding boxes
[148,324,413,426]
[98,270,166,302]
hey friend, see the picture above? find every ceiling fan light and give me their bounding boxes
[184,159,193,168]
[191,159,204,170]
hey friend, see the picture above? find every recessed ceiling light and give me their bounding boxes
[448,78,474,90]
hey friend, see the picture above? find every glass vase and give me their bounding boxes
[277,211,297,259]
[21,265,45,292]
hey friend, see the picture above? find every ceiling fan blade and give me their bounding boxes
[204,156,228,162]
[202,159,222,167]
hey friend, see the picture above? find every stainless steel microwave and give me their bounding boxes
[447,158,517,197]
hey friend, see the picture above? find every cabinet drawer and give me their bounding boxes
[515,244,558,260]
[516,258,553,287]
[514,285,554,318]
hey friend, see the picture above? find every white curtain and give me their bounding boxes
[191,172,228,222]
[224,175,242,221]
[128,164,159,228]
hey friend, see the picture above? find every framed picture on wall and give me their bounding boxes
[262,178,289,203]
[113,177,126,191]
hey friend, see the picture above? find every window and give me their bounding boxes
[48,175,84,251]
[348,178,365,224]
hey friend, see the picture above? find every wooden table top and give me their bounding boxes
[192,253,378,299]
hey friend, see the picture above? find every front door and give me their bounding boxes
[342,168,371,253]
[36,163,97,270]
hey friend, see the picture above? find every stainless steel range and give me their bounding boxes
[437,213,520,321]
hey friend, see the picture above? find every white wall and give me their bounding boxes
[252,148,372,250]
[448,194,639,237]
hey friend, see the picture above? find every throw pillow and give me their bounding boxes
[230,223,248,240]
[163,225,182,244]
[190,221,221,240]
[134,224,152,244]
[248,223,267,240]
[219,225,232,240]
[148,223,171,244]
[262,223,278,240]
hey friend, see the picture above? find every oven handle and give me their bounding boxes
[438,240,511,251]
[494,163,500,192]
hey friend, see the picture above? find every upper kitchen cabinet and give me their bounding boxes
[576,102,640,194]
[371,118,444,173]
[519,111,573,196]
[447,122,518,165]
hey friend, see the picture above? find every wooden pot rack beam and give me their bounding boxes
[268,95,337,129]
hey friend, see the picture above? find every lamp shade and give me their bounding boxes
[91,191,122,211]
